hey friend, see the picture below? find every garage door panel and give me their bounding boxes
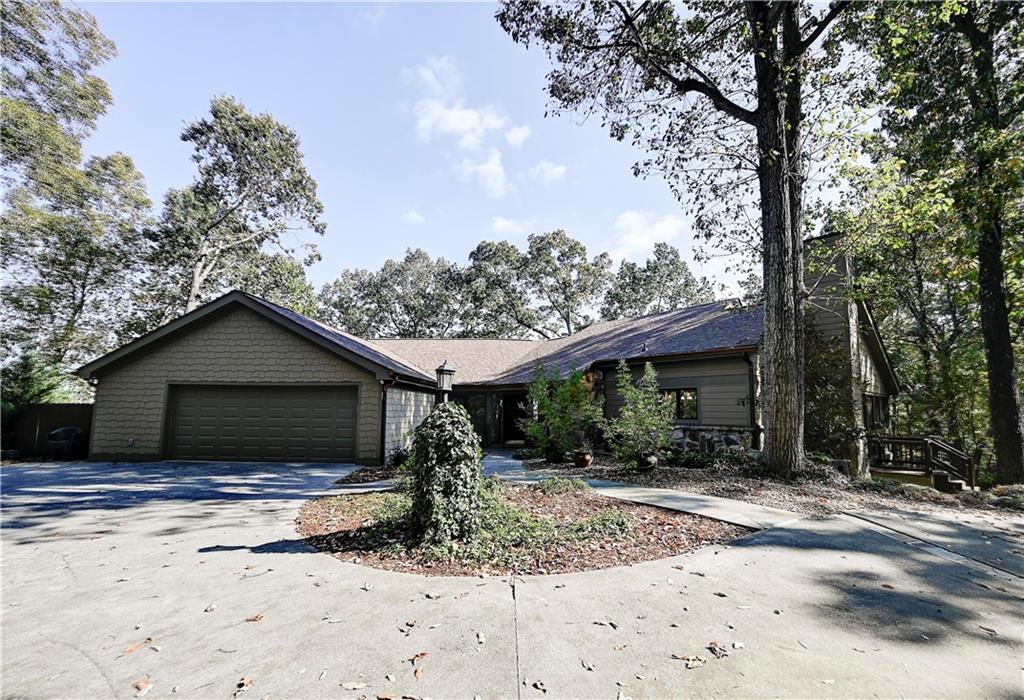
[167,385,358,462]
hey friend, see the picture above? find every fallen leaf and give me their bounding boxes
[706,641,729,659]
[414,667,423,680]
[318,670,327,680]
[533,680,547,693]
[713,592,728,598]
[245,612,264,623]
[424,592,442,600]
[232,677,253,698]
[361,582,374,592]
[408,652,428,665]
[385,674,395,682]
[342,682,369,690]
[670,654,706,670]
[477,632,485,644]
[732,641,745,650]
[133,675,151,697]
[123,637,154,656]
[204,603,216,613]
[979,625,999,636]
[881,584,895,590]
[378,695,395,700]
[581,659,594,671]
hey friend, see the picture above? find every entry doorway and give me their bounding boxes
[501,392,529,445]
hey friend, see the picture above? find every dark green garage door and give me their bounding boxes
[166,385,358,462]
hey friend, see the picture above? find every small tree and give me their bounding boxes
[407,402,483,546]
[520,365,603,462]
[1,350,71,427]
[604,360,674,467]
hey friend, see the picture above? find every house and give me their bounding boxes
[77,247,898,468]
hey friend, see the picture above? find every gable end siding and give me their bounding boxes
[89,305,382,463]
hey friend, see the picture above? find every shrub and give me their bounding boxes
[512,446,540,460]
[407,402,483,546]
[604,360,674,466]
[520,365,603,463]
[386,444,411,468]
[537,476,590,494]
[570,508,633,538]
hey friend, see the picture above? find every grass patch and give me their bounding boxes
[570,507,633,538]
[537,476,590,494]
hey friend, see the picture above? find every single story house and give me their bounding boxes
[77,273,897,465]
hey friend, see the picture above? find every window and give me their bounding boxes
[665,388,699,421]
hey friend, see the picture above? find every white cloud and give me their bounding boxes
[504,125,531,147]
[403,55,461,99]
[491,216,530,235]
[609,210,687,261]
[529,160,568,184]
[405,56,506,150]
[414,99,505,150]
[458,148,509,199]
[402,209,426,225]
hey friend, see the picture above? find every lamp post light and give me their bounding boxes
[435,361,455,405]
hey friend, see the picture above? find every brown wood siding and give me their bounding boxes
[604,357,753,427]
[167,385,358,462]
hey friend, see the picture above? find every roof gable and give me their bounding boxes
[76,291,435,383]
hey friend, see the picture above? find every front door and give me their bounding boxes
[501,392,529,444]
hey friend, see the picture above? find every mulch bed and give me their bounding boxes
[334,465,398,484]
[523,455,1021,518]
[296,482,748,576]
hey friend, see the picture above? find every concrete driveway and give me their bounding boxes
[2,461,1021,699]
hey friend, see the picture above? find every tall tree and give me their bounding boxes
[317,249,465,338]
[525,230,612,336]
[498,0,853,474]
[602,242,713,319]
[463,240,550,338]
[1,0,115,197]
[2,153,151,366]
[141,96,326,323]
[864,1,1024,481]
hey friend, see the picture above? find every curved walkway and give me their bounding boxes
[2,460,1021,699]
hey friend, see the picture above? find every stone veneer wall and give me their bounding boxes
[383,386,436,460]
[89,305,382,463]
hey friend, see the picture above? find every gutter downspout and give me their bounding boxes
[379,373,398,465]
[743,352,762,450]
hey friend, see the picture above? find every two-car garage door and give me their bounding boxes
[166,385,358,462]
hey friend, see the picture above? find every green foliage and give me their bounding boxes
[523,230,612,336]
[570,508,632,539]
[0,350,71,426]
[511,446,540,460]
[317,248,465,337]
[537,476,590,494]
[1,0,115,197]
[520,365,603,462]
[803,326,857,458]
[407,402,483,546]
[601,243,713,320]
[2,153,152,367]
[141,96,326,322]
[604,360,674,466]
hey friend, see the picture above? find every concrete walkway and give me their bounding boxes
[482,452,799,530]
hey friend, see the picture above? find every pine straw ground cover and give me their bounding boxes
[296,477,748,576]
[523,455,1024,517]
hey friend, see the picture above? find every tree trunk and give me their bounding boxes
[960,15,1024,482]
[749,2,803,476]
[977,216,1024,481]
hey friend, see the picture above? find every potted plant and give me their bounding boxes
[572,436,594,468]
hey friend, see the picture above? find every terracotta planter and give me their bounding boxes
[572,451,594,468]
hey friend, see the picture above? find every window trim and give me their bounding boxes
[665,387,700,422]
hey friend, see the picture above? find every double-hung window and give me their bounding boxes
[664,388,699,421]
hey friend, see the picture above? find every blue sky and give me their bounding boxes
[81,2,741,290]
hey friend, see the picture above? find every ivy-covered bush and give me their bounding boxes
[604,360,675,467]
[519,365,603,463]
[407,402,483,545]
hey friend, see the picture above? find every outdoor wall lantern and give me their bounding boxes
[436,361,455,404]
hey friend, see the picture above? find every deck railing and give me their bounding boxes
[869,435,976,489]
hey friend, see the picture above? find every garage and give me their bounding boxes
[166,384,358,462]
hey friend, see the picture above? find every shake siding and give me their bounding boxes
[604,357,753,427]
[384,386,435,458]
[89,306,382,463]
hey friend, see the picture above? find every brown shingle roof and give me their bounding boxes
[372,300,762,386]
